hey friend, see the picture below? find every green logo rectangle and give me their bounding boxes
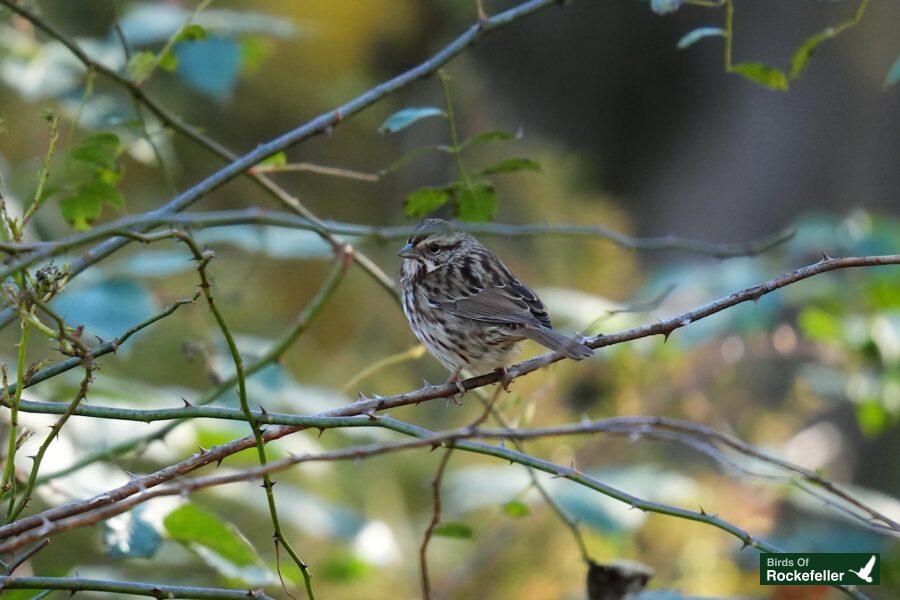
[760,553,880,586]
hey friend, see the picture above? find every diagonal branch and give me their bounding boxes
[0,0,572,328]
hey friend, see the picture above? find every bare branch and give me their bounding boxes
[0,576,274,599]
[419,448,454,600]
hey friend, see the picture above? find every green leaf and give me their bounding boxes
[177,24,208,42]
[163,504,258,567]
[159,49,179,72]
[789,30,832,80]
[884,54,900,88]
[732,62,789,91]
[405,187,450,217]
[456,183,497,222]
[478,157,541,176]
[257,151,287,169]
[432,522,473,539]
[379,107,446,133]
[70,132,119,171]
[60,181,125,230]
[80,132,120,151]
[676,27,726,50]
[469,129,520,144]
[502,500,530,518]
[127,51,156,82]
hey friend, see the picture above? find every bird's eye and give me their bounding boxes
[428,243,440,254]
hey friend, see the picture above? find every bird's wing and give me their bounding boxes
[431,282,552,329]
[862,555,876,576]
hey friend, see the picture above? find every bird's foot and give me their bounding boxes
[446,370,466,405]
[495,367,514,392]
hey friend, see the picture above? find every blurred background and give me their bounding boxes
[0,0,898,598]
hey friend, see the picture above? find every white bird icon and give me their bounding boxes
[848,555,876,583]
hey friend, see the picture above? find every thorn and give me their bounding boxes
[316,427,325,438]
[820,250,833,262]
[740,538,752,550]
[364,409,379,421]
[662,329,673,343]
[699,505,706,516]
[258,404,268,415]
[181,397,193,408]
[197,445,208,453]
[429,442,441,452]
[215,457,225,468]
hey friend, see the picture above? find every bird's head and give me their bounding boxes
[397,218,477,275]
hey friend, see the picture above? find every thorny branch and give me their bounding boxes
[0,575,274,599]
[117,229,318,599]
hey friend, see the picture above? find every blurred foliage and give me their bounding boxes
[0,1,896,600]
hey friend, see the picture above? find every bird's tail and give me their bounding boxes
[524,326,594,360]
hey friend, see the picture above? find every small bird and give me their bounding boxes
[398,218,593,390]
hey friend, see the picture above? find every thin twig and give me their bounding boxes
[419,447,454,600]
[131,229,318,599]
[249,162,379,182]
[4,538,48,575]
[0,320,31,507]
[340,344,426,393]
[3,294,198,399]
[20,114,60,229]
[0,576,274,599]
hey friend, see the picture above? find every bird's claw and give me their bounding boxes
[446,371,466,405]
[495,367,513,392]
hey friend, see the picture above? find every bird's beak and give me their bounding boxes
[397,243,417,259]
